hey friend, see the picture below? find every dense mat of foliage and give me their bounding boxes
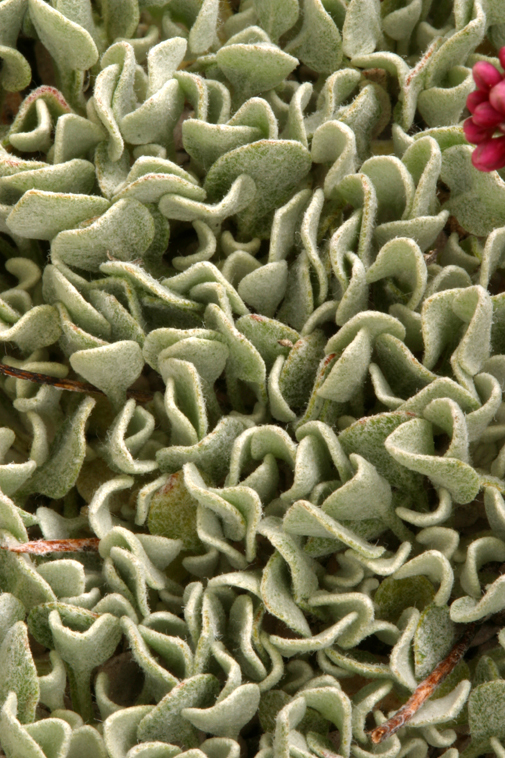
[3,0,505,757]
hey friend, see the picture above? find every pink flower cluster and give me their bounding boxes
[464,48,505,172]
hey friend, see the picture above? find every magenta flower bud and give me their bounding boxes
[490,80,505,115]
[472,101,505,127]
[473,60,503,90]
[463,117,493,144]
[471,136,505,172]
[466,89,489,113]
[500,47,505,71]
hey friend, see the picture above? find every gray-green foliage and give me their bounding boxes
[2,0,505,756]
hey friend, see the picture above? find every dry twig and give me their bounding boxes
[1,538,100,555]
[369,623,477,744]
[0,363,153,403]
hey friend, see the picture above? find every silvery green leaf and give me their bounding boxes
[185,462,261,561]
[352,679,394,744]
[268,188,310,263]
[37,559,85,600]
[204,140,311,238]
[145,37,186,96]
[480,226,505,288]
[162,358,208,446]
[282,81,312,148]
[43,265,111,339]
[146,471,200,550]
[103,545,152,617]
[399,377,479,416]
[425,0,485,88]
[235,315,298,372]
[274,333,325,419]
[0,692,71,758]
[374,334,435,403]
[137,674,220,747]
[319,312,405,403]
[88,476,133,538]
[7,191,110,240]
[285,0,341,74]
[28,0,98,71]
[385,417,480,504]
[382,0,422,40]
[468,681,505,746]
[368,238,427,310]
[70,341,143,407]
[6,86,71,153]
[0,159,95,206]
[322,646,390,679]
[102,0,139,42]
[97,399,157,475]
[126,741,185,758]
[0,0,30,91]
[451,286,492,391]
[414,604,455,680]
[237,261,288,317]
[260,516,318,600]
[335,174,377,268]
[451,573,505,623]
[38,651,66,712]
[389,606,419,690]
[121,616,179,700]
[87,289,145,345]
[138,623,193,681]
[0,489,29,542]
[182,119,263,170]
[374,575,433,626]
[342,0,381,57]
[396,487,453,528]
[183,682,260,738]
[52,113,106,164]
[361,155,415,223]
[337,85,382,161]
[56,303,109,356]
[159,173,256,228]
[67,724,107,758]
[164,262,248,317]
[418,67,474,127]
[284,498,386,559]
[121,76,184,149]
[187,0,219,54]
[0,593,25,646]
[393,549,453,606]
[0,621,39,723]
[312,121,358,199]
[440,145,505,237]
[156,415,247,481]
[103,704,154,758]
[484,487,505,540]
[216,43,297,102]
[253,0,298,42]
[101,526,180,593]
[260,549,312,637]
[52,199,155,273]
[0,428,36,495]
[0,43,30,92]
[21,396,95,499]
[226,594,267,681]
[0,302,54,352]
[49,609,122,719]
[276,251,314,332]
[172,220,217,271]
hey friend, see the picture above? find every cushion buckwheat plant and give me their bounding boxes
[4,1,505,757]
